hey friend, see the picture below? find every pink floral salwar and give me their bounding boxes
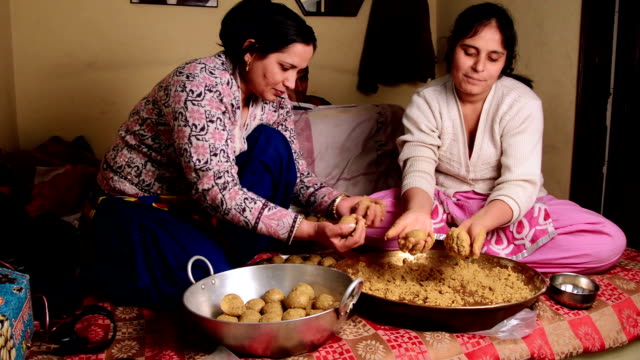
[365,188,626,274]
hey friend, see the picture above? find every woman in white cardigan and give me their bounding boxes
[368,2,626,274]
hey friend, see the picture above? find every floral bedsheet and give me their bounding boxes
[27,248,640,360]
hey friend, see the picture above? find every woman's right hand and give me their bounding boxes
[296,216,367,253]
[337,196,386,228]
[385,208,434,253]
[319,215,367,252]
[384,187,434,253]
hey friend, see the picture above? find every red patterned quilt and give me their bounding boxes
[28,248,640,360]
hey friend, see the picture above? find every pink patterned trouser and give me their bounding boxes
[365,188,626,274]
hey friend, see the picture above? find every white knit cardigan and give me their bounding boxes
[398,75,548,224]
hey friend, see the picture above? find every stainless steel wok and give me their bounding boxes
[334,250,547,332]
[183,256,363,358]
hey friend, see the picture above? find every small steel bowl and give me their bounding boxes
[548,273,600,309]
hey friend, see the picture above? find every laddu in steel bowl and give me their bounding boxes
[183,256,362,358]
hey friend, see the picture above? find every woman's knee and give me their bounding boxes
[577,220,626,273]
[246,124,292,154]
[237,125,297,204]
[598,221,627,263]
[543,196,627,273]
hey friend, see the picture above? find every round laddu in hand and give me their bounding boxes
[338,214,357,225]
[406,229,427,242]
[399,229,426,253]
[444,227,471,258]
[338,214,357,238]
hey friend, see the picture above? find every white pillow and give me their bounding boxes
[293,104,404,196]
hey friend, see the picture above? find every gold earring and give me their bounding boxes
[245,62,250,72]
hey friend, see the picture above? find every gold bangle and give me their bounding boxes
[331,193,349,220]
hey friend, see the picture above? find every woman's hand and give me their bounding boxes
[455,199,513,257]
[336,196,385,227]
[295,216,367,253]
[384,187,434,253]
[458,222,487,259]
[385,208,434,253]
[445,226,486,258]
[316,215,367,252]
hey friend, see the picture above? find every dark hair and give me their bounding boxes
[219,0,317,71]
[443,2,532,87]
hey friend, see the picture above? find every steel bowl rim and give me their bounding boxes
[547,273,599,309]
[182,260,362,358]
[547,292,597,309]
[549,272,600,294]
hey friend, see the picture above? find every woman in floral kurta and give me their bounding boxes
[87,0,384,308]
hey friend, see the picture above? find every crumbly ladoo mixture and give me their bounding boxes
[342,256,536,307]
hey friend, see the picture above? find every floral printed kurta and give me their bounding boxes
[98,52,339,242]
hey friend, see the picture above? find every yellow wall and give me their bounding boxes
[512,0,581,198]
[0,0,17,151]
[7,0,580,198]
[9,0,433,156]
[11,0,227,156]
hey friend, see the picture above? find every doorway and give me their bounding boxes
[570,0,639,249]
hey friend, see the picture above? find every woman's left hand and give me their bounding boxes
[314,215,368,252]
[456,199,513,257]
[454,221,487,258]
[336,196,386,227]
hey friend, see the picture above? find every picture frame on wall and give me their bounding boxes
[130,0,218,8]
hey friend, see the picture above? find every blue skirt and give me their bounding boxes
[87,125,298,308]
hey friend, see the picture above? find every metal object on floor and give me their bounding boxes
[548,272,600,309]
[334,250,548,333]
[183,256,363,358]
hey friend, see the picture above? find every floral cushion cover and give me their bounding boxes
[28,248,640,360]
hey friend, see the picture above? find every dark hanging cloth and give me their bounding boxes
[357,0,436,94]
